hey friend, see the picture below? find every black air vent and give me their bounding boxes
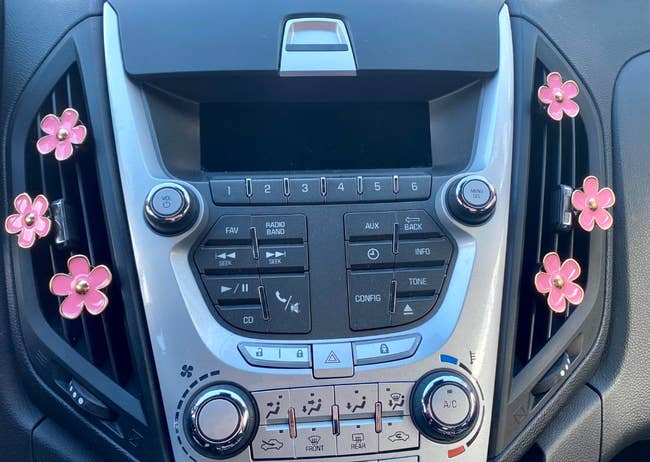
[512,61,591,374]
[25,66,134,388]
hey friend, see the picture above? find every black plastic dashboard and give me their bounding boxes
[0,1,648,462]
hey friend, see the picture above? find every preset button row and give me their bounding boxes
[211,175,431,205]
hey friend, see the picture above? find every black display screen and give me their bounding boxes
[200,102,432,172]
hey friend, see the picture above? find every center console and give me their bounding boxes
[103,1,512,460]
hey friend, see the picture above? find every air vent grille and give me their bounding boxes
[25,66,134,388]
[512,61,591,374]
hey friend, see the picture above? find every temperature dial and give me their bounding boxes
[411,370,479,443]
[185,384,258,459]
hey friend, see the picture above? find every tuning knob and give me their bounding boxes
[185,384,258,459]
[144,182,198,235]
[446,175,496,225]
[411,370,479,443]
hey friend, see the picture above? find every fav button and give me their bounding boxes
[353,334,422,366]
[204,215,252,245]
[312,343,354,379]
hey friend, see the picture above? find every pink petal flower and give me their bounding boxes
[49,255,112,319]
[35,108,87,160]
[571,176,616,232]
[537,72,580,121]
[534,252,584,314]
[4,193,51,248]
[60,294,86,320]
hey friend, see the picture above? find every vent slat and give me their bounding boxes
[25,65,135,388]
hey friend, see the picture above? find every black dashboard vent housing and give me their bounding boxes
[512,60,591,374]
[25,66,135,388]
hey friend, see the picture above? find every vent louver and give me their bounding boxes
[512,61,591,374]
[25,66,134,388]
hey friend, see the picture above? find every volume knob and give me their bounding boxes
[144,182,198,235]
[446,175,496,225]
[185,384,258,459]
[411,370,479,443]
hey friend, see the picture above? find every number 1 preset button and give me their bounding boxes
[210,179,249,204]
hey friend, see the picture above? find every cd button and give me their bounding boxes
[219,306,267,333]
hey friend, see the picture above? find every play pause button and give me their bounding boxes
[202,276,261,305]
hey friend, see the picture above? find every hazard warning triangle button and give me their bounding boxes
[313,343,353,379]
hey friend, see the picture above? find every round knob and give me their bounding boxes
[185,384,258,459]
[411,370,479,443]
[446,175,496,225]
[144,182,197,234]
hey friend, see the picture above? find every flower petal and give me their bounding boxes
[578,209,596,232]
[68,255,91,277]
[54,141,74,161]
[50,273,73,296]
[534,272,553,294]
[40,114,61,135]
[14,193,32,214]
[596,187,616,208]
[542,252,562,273]
[59,294,85,320]
[571,189,587,211]
[594,209,614,230]
[561,80,579,99]
[562,99,580,118]
[36,134,58,155]
[84,290,108,315]
[547,72,564,91]
[547,288,567,313]
[560,258,582,282]
[89,265,112,290]
[34,216,51,237]
[582,176,600,197]
[547,101,564,121]
[563,281,585,306]
[69,125,87,145]
[538,85,555,105]
[4,214,24,234]
[31,195,49,216]
[60,108,80,130]
[17,228,36,248]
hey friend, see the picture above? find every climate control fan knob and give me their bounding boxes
[447,175,496,225]
[185,384,258,459]
[144,182,198,234]
[411,370,479,443]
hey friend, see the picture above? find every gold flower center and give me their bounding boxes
[587,198,598,210]
[552,275,565,289]
[56,128,69,141]
[75,280,90,295]
[554,91,564,102]
[24,213,36,226]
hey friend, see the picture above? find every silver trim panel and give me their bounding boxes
[103,4,513,461]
